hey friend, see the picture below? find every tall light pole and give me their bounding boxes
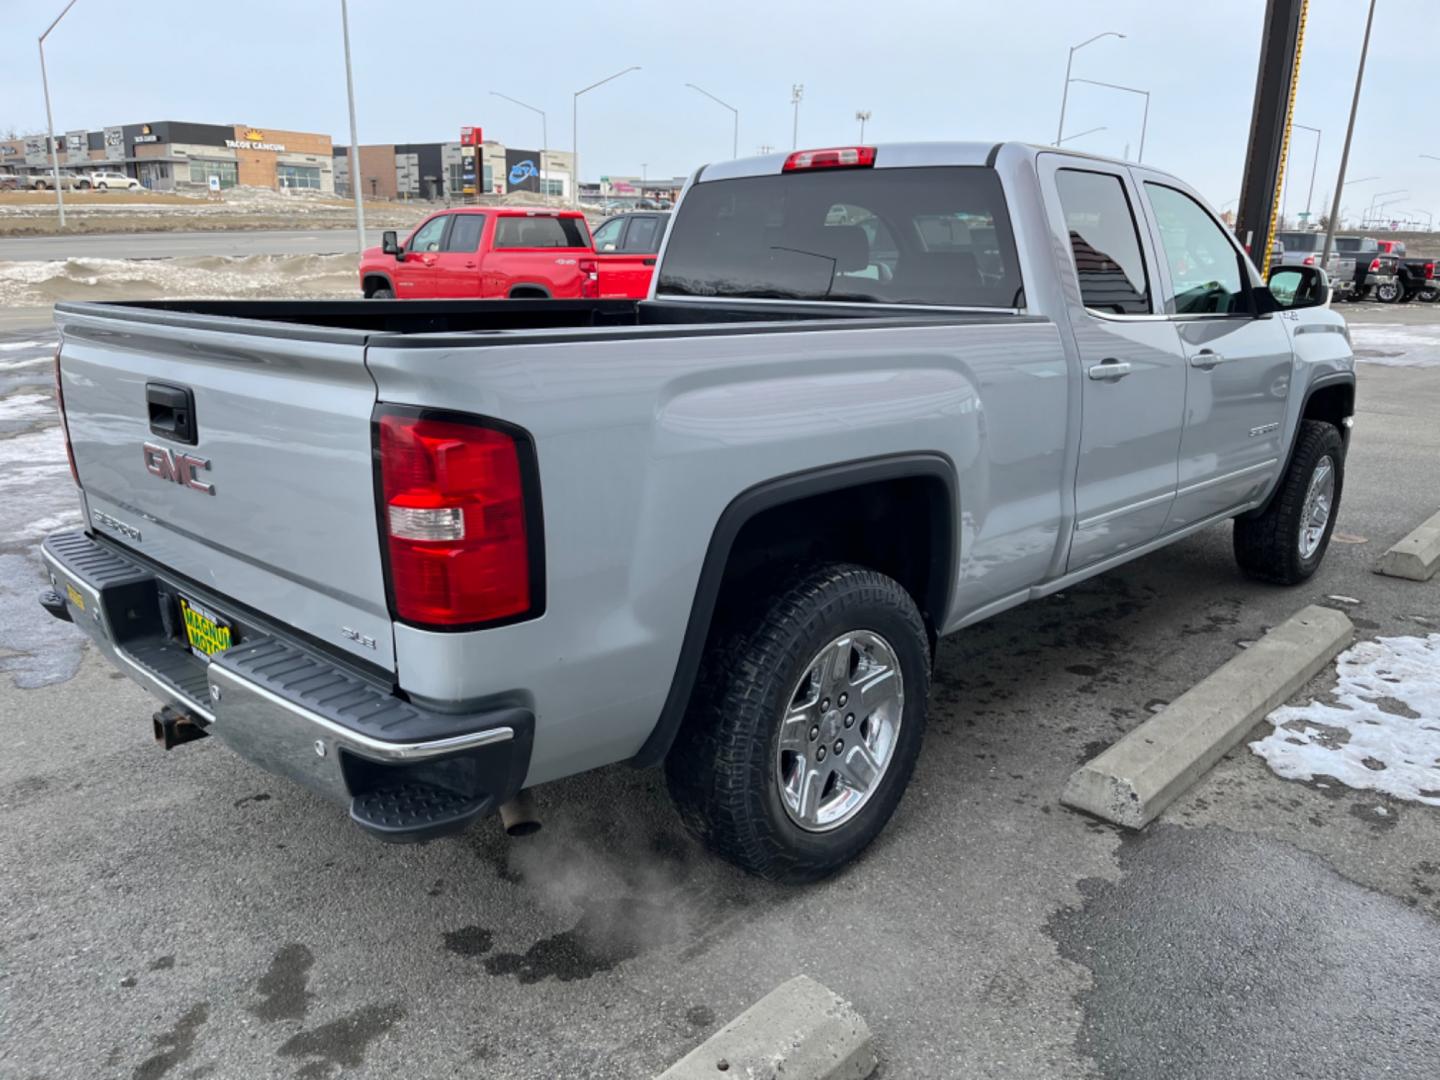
[685,83,739,160]
[490,91,548,196]
[855,110,872,141]
[1366,188,1405,224]
[1322,0,1377,267]
[1056,31,1125,145]
[791,84,804,150]
[1290,123,1321,224]
[38,0,80,230]
[1068,77,1150,162]
[339,0,367,253]
[573,66,640,207]
[1421,154,1440,162]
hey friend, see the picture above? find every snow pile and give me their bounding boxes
[1251,634,1440,806]
[1348,323,1440,368]
[0,254,358,305]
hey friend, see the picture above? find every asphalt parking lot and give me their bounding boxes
[2,303,1438,1079]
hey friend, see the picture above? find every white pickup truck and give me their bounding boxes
[41,143,1354,881]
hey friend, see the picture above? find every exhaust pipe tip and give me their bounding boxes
[498,791,541,837]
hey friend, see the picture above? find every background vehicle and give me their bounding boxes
[73,170,141,191]
[1376,242,1438,302]
[590,211,670,298]
[44,143,1354,882]
[359,207,597,299]
[1274,230,1358,297]
[1333,235,1399,301]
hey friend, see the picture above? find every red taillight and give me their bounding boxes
[1425,262,1435,280]
[53,344,79,487]
[377,410,538,628]
[782,146,877,172]
[1303,255,1315,266]
[579,257,599,299]
[1369,258,1381,273]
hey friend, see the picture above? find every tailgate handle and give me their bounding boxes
[146,382,198,445]
[643,258,657,266]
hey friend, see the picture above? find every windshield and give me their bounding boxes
[658,166,1023,307]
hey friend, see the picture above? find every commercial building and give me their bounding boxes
[334,142,574,202]
[1,121,334,193]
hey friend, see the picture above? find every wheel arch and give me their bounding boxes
[507,283,553,299]
[1246,373,1354,519]
[362,272,396,297]
[631,452,958,767]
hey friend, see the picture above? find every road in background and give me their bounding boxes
[0,228,390,261]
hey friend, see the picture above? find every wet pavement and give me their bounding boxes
[1,308,1438,1079]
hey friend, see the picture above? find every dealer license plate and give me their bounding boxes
[178,595,234,659]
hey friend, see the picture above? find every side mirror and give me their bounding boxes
[382,230,403,260]
[1267,264,1330,310]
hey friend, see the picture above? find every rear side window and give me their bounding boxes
[657,166,1022,307]
[1054,169,1151,315]
[445,214,485,252]
[493,215,590,249]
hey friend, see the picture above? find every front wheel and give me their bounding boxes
[1233,420,1344,585]
[368,287,395,299]
[665,563,930,882]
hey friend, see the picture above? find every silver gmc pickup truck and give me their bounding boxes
[40,143,1355,881]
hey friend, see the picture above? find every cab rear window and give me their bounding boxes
[657,166,1022,307]
[493,216,590,249]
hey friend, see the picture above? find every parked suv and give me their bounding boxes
[360,208,597,299]
[74,170,141,191]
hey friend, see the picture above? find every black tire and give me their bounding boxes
[665,562,930,883]
[1234,420,1344,585]
[1419,287,1439,304]
[1375,279,1402,303]
[34,180,48,190]
[368,287,395,299]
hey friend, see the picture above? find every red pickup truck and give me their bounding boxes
[360,208,598,299]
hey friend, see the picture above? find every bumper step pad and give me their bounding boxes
[350,782,490,843]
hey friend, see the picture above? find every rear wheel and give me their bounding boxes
[1419,286,1439,304]
[1375,279,1402,303]
[665,562,930,882]
[1233,420,1344,585]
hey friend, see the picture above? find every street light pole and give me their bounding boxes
[339,0,366,253]
[1068,77,1150,162]
[1057,125,1108,145]
[791,84,804,150]
[1366,188,1405,225]
[855,110,872,141]
[38,0,80,230]
[1055,31,1125,145]
[1322,0,1377,266]
[684,83,739,159]
[490,91,548,197]
[1291,123,1321,223]
[573,66,641,207]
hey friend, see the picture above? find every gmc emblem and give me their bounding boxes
[143,442,214,495]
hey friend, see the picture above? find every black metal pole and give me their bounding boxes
[1321,0,1377,267]
[1234,0,1306,274]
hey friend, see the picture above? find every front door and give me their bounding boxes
[430,213,486,298]
[613,214,663,297]
[1136,179,1293,529]
[395,213,449,297]
[1040,159,1188,572]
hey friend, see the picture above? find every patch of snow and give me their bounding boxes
[1326,595,1360,605]
[1348,323,1440,368]
[0,339,50,351]
[0,392,54,424]
[0,253,357,305]
[1251,634,1440,807]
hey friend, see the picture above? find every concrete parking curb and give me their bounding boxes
[1061,604,1353,829]
[1375,509,1440,582]
[656,975,876,1080]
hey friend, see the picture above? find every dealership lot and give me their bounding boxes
[1,305,1437,1079]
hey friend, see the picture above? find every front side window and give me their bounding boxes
[493,215,590,248]
[591,218,623,251]
[444,214,485,252]
[1054,169,1151,315]
[1145,183,1248,315]
[622,215,661,252]
[409,215,448,253]
[657,166,1022,307]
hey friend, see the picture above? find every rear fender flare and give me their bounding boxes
[630,453,958,768]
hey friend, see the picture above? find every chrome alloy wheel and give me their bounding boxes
[776,630,904,832]
[1299,454,1336,560]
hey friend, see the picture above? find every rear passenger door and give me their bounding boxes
[430,213,486,298]
[1039,157,1188,572]
[1135,177,1293,529]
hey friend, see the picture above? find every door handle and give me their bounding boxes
[1087,359,1132,381]
[463,261,476,268]
[643,258,657,266]
[1188,350,1229,369]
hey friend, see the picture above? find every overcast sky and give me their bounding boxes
[3,0,1436,224]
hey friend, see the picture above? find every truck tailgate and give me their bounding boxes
[56,311,394,670]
